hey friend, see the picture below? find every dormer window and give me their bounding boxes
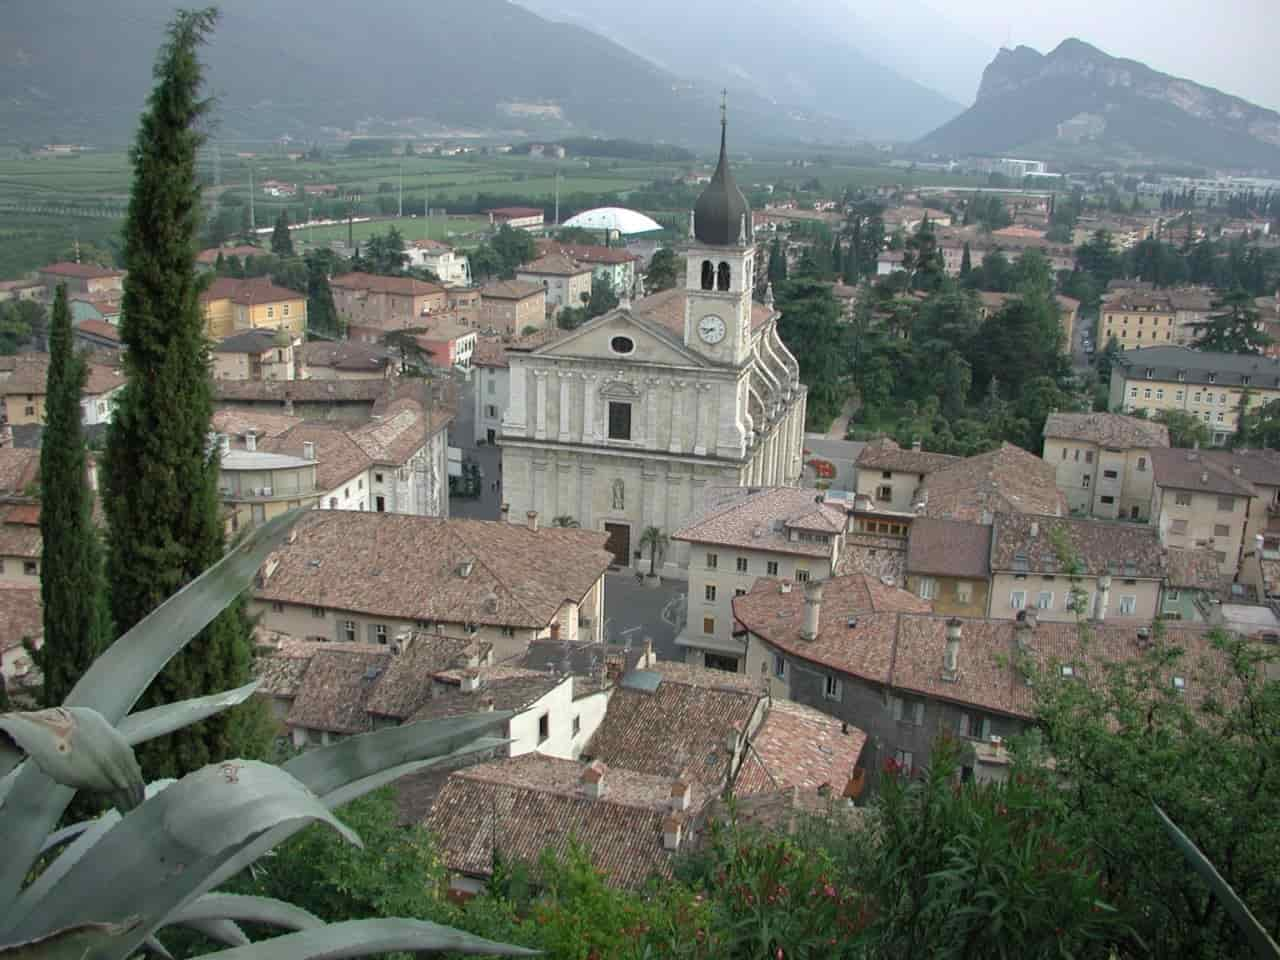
[1177,370,1186,381]
[1207,372,1216,383]
[1145,368,1154,379]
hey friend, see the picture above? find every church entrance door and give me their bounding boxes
[603,523,631,568]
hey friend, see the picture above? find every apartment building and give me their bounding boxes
[37,262,124,298]
[1101,291,1178,350]
[472,337,509,446]
[329,273,447,333]
[0,355,126,427]
[480,280,546,336]
[516,253,592,318]
[1109,346,1280,446]
[987,512,1166,623]
[218,448,321,534]
[671,486,847,673]
[251,509,611,661]
[903,517,991,617]
[535,240,640,295]
[1149,447,1263,579]
[853,438,959,513]
[405,239,471,287]
[1042,412,1170,521]
[200,277,306,340]
[211,328,300,382]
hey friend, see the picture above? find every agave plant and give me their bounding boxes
[0,511,533,960]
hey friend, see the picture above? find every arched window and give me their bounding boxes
[717,261,731,291]
[700,260,714,290]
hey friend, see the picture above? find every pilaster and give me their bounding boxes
[557,372,572,443]
[533,369,549,441]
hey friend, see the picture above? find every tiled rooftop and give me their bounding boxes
[330,273,445,297]
[990,512,1166,579]
[301,341,394,372]
[0,449,39,495]
[1149,448,1258,498]
[735,699,866,795]
[833,533,906,583]
[854,437,960,475]
[921,443,1066,522]
[1165,546,1227,592]
[0,586,42,654]
[1043,412,1170,450]
[518,253,591,277]
[672,486,845,558]
[626,288,775,337]
[285,647,390,734]
[906,518,992,579]
[255,511,611,629]
[407,668,563,723]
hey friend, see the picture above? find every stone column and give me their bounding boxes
[669,380,688,453]
[558,372,572,443]
[693,383,711,457]
[582,374,598,444]
[579,463,595,529]
[645,378,660,449]
[534,370,549,441]
[641,463,657,534]
[504,361,528,436]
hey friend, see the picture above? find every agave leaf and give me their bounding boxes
[117,683,260,747]
[0,708,144,813]
[194,919,539,960]
[283,712,511,798]
[0,920,140,960]
[0,741,20,781]
[5,761,357,950]
[0,512,300,909]
[1154,804,1280,959]
[167,894,322,932]
[172,918,250,948]
[143,935,174,959]
[321,736,508,810]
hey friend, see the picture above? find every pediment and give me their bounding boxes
[531,308,711,368]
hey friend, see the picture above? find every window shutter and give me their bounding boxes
[333,618,343,643]
[891,697,903,721]
[913,702,924,725]
[957,713,970,737]
[979,716,991,741]
[367,622,378,644]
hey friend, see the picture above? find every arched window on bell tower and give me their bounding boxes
[700,260,715,290]
[717,261,731,291]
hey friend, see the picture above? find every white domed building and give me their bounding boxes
[498,112,807,576]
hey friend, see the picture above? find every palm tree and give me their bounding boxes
[638,526,668,578]
[551,515,579,528]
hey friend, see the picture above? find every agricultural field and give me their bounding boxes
[290,215,490,248]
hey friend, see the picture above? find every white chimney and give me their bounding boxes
[303,440,316,461]
[479,696,495,712]
[670,781,692,812]
[911,438,922,452]
[500,502,510,520]
[943,618,962,679]
[244,430,257,452]
[457,559,474,578]
[459,670,481,692]
[526,510,539,532]
[1094,575,1112,622]
[662,812,684,851]
[1014,611,1037,651]
[780,582,792,594]
[800,579,824,641]
[1029,521,1039,538]
[581,760,606,799]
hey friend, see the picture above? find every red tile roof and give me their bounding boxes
[735,699,866,795]
[921,443,1066,521]
[0,586,42,655]
[672,486,845,558]
[75,319,121,343]
[854,437,960,475]
[1043,412,1170,449]
[518,253,591,278]
[196,245,265,265]
[330,273,445,297]
[40,262,122,279]
[201,276,302,306]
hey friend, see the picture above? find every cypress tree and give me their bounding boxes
[960,242,972,278]
[831,238,843,277]
[271,209,294,257]
[102,8,262,777]
[306,254,339,336]
[37,284,107,707]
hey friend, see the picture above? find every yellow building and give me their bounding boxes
[1101,291,1177,350]
[903,518,991,617]
[201,277,306,340]
[1109,346,1280,446]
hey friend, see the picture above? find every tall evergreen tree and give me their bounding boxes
[102,8,262,777]
[960,242,972,278]
[36,284,106,707]
[270,209,294,257]
[305,253,340,336]
[1192,288,1271,354]
[830,238,843,278]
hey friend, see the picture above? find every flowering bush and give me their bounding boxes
[806,458,837,480]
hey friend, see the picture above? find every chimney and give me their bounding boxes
[500,502,510,521]
[911,438,922,452]
[303,440,316,461]
[1029,521,1039,539]
[479,696,495,712]
[526,510,539,532]
[459,670,481,692]
[581,760,606,799]
[1094,575,1112,622]
[1231,465,1241,476]
[800,580,824,641]
[670,780,692,812]
[1014,611,1037,652]
[662,812,684,851]
[244,430,257,452]
[943,618,962,679]
[1200,471,1209,485]
[457,559,474,578]
[780,582,792,594]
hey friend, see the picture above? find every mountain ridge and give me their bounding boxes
[918,39,1280,172]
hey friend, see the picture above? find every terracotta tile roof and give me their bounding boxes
[0,516,42,560]
[0,449,39,495]
[212,409,303,441]
[1149,448,1258,498]
[854,437,960,475]
[75,319,121,343]
[1043,412,1170,449]
[695,787,863,843]
[0,586,41,654]
[301,341,394,372]
[251,637,375,698]
[330,273,445,297]
[348,397,452,466]
[518,253,591,277]
[628,287,774,336]
[732,575,930,683]
[200,276,302,306]
[833,533,906,583]
[922,444,1066,522]
[361,634,491,718]
[906,518,992,578]
[672,486,845,558]
[83,363,125,397]
[40,262,122,279]
[735,699,866,795]
[990,512,1166,579]
[255,511,612,629]
[285,648,391,734]
[1165,547,1227,592]
[470,337,509,369]
[1201,449,1280,489]
[480,279,544,301]
[407,668,562,723]
[213,377,392,404]
[535,241,639,265]
[428,754,684,888]
[260,422,370,491]
[214,328,287,354]
[583,661,761,791]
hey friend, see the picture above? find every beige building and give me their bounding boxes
[252,509,612,662]
[1042,412,1170,521]
[0,500,41,586]
[1149,447,1260,578]
[299,341,394,381]
[854,438,959,513]
[1109,346,1280,446]
[480,280,547,335]
[200,277,307,340]
[1101,291,1178,350]
[517,253,593,319]
[0,585,43,692]
[0,355,126,427]
[671,486,847,672]
[212,328,300,381]
[37,262,124,298]
[903,517,991,617]
[218,448,321,535]
[329,273,447,333]
[500,118,806,574]
[405,239,471,287]
[987,512,1166,623]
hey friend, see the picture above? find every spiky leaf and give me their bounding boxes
[166,894,322,933]
[195,919,539,960]
[117,683,260,746]
[0,920,140,960]
[0,708,143,812]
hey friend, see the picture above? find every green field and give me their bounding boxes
[293,215,491,247]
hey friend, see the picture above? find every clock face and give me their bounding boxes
[698,314,727,345]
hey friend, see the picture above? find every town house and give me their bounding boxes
[37,262,124,298]
[516,253,593,320]
[0,355,125,427]
[212,328,300,382]
[329,273,447,332]
[299,341,395,381]
[535,240,640,295]
[853,438,959,513]
[252,510,611,661]
[200,277,306,340]
[1042,412,1170,521]
[480,280,547,336]
[903,517,991,617]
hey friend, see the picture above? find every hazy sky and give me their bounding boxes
[905,0,1279,110]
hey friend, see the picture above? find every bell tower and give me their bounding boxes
[684,95,755,366]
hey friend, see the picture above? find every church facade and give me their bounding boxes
[499,117,807,574]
